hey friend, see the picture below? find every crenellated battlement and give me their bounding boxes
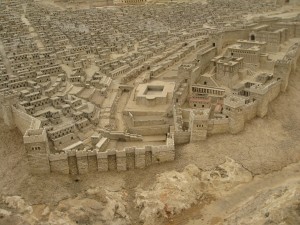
[76,150,88,157]
[23,128,47,144]
[49,152,68,161]
[48,134,176,174]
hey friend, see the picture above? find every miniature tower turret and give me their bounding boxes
[178,63,195,84]
[211,32,223,55]
[23,128,51,174]
[224,96,245,134]
[189,109,210,142]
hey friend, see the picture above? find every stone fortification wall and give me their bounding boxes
[197,45,217,73]
[221,29,249,47]
[255,80,282,118]
[49,152,69,174]
[48,135,175,174]
[274,59,292,92]
[12,106,41,134]
[228,111,245,135]
[173,130,191,145]
[23,129,51,174]
[172,105,191,144]
[208,118,229,135]
[243,101,258,122]
[274,42,300,91]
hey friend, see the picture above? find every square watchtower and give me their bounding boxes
[23,129,50,174]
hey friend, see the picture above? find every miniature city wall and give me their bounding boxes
[48,134,175,174]
[0,94,40,133]
[12,106,41,134]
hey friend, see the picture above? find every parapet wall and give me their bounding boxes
[12,106,41,134]
[48,135,175,174]
[198,46,217,73]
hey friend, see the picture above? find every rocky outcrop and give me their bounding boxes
[2,196,33,214]
[222,182,300,225]
[48,187,130,225]
[201,157,253,195]
[135,164,203,224]
[135,158,254,224]
[0,187,131,225]
[2,159,296,225]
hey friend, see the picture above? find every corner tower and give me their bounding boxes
[189,109,210,142]
[23,129,51,174]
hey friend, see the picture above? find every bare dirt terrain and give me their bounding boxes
[0,60,300,224]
